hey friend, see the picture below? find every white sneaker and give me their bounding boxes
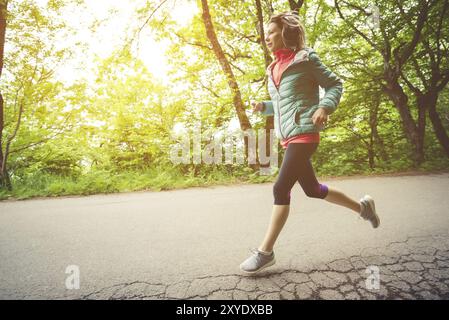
[360,195,380,228]
[239,248,276,274]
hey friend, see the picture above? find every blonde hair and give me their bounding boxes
[268,11,306,51]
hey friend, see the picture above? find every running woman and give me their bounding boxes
[240,11,380,274]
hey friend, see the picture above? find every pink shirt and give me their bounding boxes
[270,48,320,149]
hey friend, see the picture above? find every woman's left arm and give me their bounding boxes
[308,51,343,116]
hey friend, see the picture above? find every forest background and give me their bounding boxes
[0,0,448,200]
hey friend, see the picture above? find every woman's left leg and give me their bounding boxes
[297,149,380,227]
[297,154,360,214]
[324,187,361,214]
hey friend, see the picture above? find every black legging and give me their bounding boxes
[273,143,328,205]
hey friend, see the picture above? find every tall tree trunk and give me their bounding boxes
[255,0,272,69]
[426,91,449,157]
[416,98,427,164]
[367,133,375,169]
[255,0,274,168]
[382,72,425,165]
[370,96,389,162]
[0,0,9,189]
[368,96,380,168]
[0,94,4,188]
[200,0,256,167]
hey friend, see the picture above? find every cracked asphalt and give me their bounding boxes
[0,173,448,300]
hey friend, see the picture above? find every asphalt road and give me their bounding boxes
[1,173,449,300]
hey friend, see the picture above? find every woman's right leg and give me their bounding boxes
[258,204,290,253]
[240,143,305,273]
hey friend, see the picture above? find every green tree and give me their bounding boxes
[334,0,449,164]
[0,0,83,189]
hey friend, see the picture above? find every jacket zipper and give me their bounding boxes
[276,95,284,139]
[267,49,310,140]
[268,78,285,139]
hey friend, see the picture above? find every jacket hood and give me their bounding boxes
[266,47,314,76]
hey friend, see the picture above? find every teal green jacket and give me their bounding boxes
[261,47,343,140]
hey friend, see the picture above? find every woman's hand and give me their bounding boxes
[312,107,328,126]
[251,101,264,113]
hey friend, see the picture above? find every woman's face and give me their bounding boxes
[265,22,285,52]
